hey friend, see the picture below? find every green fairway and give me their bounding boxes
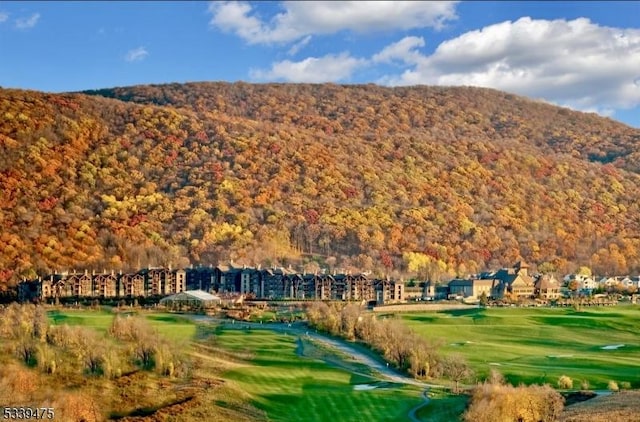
[47,309,197,342]
[46,310,425,421]
[399,306,640,389]
[145,313,197,342]
[216,329,424,422]
[416,389,468,422]
[48,309,115,332]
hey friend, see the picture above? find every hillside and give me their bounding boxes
[2,82,640,289]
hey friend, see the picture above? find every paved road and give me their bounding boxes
[407,389,432,422]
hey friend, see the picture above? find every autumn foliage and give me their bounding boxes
[2,83,640,289]
[305,302,469,381]
[464,379,565,422]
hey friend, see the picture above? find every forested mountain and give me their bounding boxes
[1,82,640,289]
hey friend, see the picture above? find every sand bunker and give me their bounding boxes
[353,384,377,391]
[601,344,625,350]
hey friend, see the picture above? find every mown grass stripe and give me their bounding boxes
[402,305,640,389]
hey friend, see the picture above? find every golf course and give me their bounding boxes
[35,304,640,420]
[45,309,425,421]
[216,329,424,422]
[398,305,640,389]
[49,309,198,342]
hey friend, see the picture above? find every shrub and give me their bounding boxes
[36,344,56,374]
[46,324,74,348]
[558,375,573,389]
[84,349,105,376]
[15,338,38,367]
[487,368,505,385]
[109,314,147,341]
[620,381,631,390]
[608,380,619,392]
[463,382,564,422]
[133,335,158,370]
[580,379,589,390]
[101,347,123,379]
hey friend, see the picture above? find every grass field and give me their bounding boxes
[415,388,468,422]
[216,329,424,422]
[45,309,425,421]
[398,305,640,389]
[48,308,197,342]
[31,308,263,421]
[48,309,114,332]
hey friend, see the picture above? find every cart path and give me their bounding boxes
[188,316,437,421]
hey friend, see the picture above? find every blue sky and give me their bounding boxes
[1,1,639,127]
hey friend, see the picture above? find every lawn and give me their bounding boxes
[216,329,424,422]
[47,308,197,342]
[415,388,468,422]
[145,313,197,342]
[46,309,425,421]
[398,305,640,389]
[48,308,115,332]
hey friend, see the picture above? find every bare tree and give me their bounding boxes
[442,353,474,393]
[339,304,361,340]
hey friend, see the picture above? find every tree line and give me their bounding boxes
[305,302,473,385]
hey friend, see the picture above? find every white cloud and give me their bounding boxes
[377,17,640,113]
[15,13,40,29]
[372,36,425,65]
[0,12,9,23]
[125,47,149,62]
[209,1,458,45]
[250,52,367,83]
[287,35,312,56]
